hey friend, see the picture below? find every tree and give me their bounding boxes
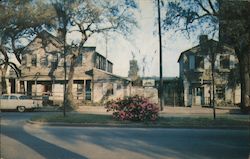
[162,0,250,111]
[219,0,250,112]
[51,0,138,110]
[0,0,55,94]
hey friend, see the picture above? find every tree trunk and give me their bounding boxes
[0,68,7,94]
[238,49,250,112]
[65,55,77,110]
[0,45,9,94]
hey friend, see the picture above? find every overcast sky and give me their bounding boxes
[71,0,198,78]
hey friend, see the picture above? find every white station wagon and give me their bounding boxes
[0,94,42,112]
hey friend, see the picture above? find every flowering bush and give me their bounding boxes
[105,96,159,121]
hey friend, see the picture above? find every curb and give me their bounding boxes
[27,120,166,128]
[27,120,249,129]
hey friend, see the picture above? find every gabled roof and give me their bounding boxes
[21,31,115,64]
[177,39,235,62]
[22,30,63,54]
[37,30,63,45]
[177,39,215,62]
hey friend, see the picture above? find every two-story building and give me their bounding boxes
[178,35,240,107]
[15,31,131,105]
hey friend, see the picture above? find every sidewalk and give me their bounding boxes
[76,105,242,115]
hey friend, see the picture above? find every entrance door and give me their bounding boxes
[27,81,32,96]
[9,79,16,93]
[194,87,204,106]
[85,80,91,100]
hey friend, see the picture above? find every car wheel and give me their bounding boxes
[17,106,25,112]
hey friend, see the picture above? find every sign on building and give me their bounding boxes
[142,79,155,87]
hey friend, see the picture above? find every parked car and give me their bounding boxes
[0,94,42,112]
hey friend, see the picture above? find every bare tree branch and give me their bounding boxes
[196,0,213,15]
[208,0,218,15]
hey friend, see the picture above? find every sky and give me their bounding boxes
[79,0,197,78]
[3,0,217,78]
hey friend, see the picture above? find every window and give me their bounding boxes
[96,55,107,71]
[74,80,84,93]
[195,56,204,69]
[108,62,113,73]
[189,55,195,69]
[196,87,202,96]
[96,56,100,68]
[31,54,37,66]
[76,53,83,66]
[19,95,32,100]
[117,84,122,90]
[40,55,48,67]
[50,54,58,69]
[106,84,114,95]
[22,55,27,66]
[216,85,225,99]
[220,55,230,69]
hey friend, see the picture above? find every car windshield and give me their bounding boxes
[19,95,32,100]
[10,95,18,100]
[0,95,9,99]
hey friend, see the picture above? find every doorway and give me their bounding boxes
[85,80,91,100]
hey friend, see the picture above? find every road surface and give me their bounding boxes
[0,112,249,159]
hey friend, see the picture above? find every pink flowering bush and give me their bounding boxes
[105,96,159,121]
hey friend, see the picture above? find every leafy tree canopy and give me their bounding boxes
[162,0,219,38]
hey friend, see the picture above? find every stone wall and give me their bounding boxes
[130,86,158,104]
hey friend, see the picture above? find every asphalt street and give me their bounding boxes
[0,112,249,159]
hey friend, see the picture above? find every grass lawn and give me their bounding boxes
[30,113,250,128]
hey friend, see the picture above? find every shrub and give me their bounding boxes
[105,96,159,121]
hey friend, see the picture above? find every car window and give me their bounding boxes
[10,95,18,100]
[19,95,32,100]
[1,95,9,99]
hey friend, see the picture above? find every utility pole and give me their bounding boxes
[157,0,164,111]
[63,36,67,117]
[63,26,67,117]
[105,31,108,72]
[211,43,216,119]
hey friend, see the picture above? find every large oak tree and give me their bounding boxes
[0,0,55,94]
[51,0,138,110]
